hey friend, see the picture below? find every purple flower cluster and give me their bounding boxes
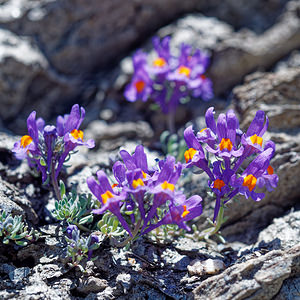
[13,104,95,184]
[184,107,279,221]
[87,145,203,237]
[124,36,213,114]
[66,225,99,261]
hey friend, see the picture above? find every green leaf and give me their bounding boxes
[15,240,28,246]
[78,215,93,225]
[40,157,47,166]
[112,219,119,231]
[60,180,66,198]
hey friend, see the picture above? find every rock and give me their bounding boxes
[86,120,154,150]
[0,0,289,76]
[161,248,190,271]
[0,28,47,121]
[0,263,16,275]
[0,0,206,76]
[209,1,300,94]
[9,267,30,284]
[232,68,300,130]
[256,210,300,251]
[274,276,300,300]
[187,259,226,276]
[192,244,300,300]
[77,276,108,294]
[0,29,79,134]
[116,273,132,294]
[202,259,226,275]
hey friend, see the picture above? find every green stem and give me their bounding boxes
[115,218,142,248]
[166,112,175,134]
[72,221,90,233]
[198,199,225,239]
[51,160,61,201]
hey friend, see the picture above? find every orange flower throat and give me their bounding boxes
[213,179,225,191]
[161,181,175,191]
[153,57,166,67]
[132,178,144,189]
[243,174,257,192]
[219,138,233,151]
[250,134,263,147]
[181,205,190,218]
[71,129,84,140]
[101,190,113,204]
[135,80,145,93]
[178,66,191,77]
[20,135,33,148]
[184,148,197,163]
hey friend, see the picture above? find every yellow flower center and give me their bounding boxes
[153,57,166,67]
[250,134,263,147]
[20,135,33,148]
[132,178,144,189]
[219,138,233,151]
[184,148,197,163]
[71,129,84,140]
[213,179,225,191]
[142,171,147,179]
[243,174,257,192]
[134,80,145,93]
[161,181,175,191]
[267,165,274,175]
[101,190,113,204]
[178,65,191,77]
[199,128,207,133]
[181,205,190,218]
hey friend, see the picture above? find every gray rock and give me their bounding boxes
[192,244,300,300]
[0,263,16,275]
[161,248,190,271]
[0,0,206,75]
[77,276,108,294]
[274,275,300,300]
[116,273,132,294]
[86,120,154,150]
[0,29,79,133]
[256,210,300,250]
[0,0,289,76]
[9,267,30,284]
[187,259,225,276]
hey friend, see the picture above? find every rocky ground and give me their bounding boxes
[0,1,300,299]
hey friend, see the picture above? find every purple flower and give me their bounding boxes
[13,104,95,184]
[87,235,99,261]
[149,36,171,77]
[143,195,203,233]
[124,51,152,102]
[87,170,132,235]
[88,145,204,241]
[55,105,94,178]
[124,68,153,102]
[231,147,276,201]
[183,106,279,228]
[183,125,214,180]
[124,36,213,115]
[257,165,279,192]
[66,224,79,240]
[204,109,244,159]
